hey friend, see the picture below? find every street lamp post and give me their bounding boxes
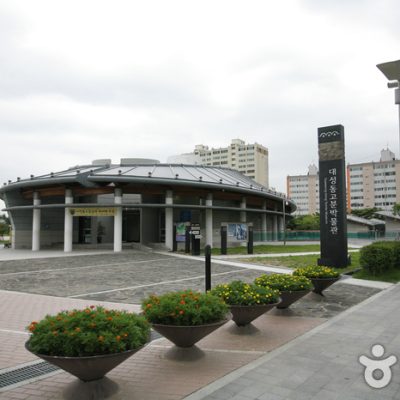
[377,60,400,157]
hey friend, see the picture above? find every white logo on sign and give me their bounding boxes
[319,131,340,138]
[359,344,397,389]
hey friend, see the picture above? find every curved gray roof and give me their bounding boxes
[0,162,296,211]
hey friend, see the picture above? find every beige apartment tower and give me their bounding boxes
[347,148,400,212]
[168,139,269,188]
[286,164,319,216]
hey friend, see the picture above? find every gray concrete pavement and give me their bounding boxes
[185,284,400,400]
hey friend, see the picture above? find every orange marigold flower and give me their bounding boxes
[180,300,185,305]
[146,304,152,308]
[123,333,128,338]
[116,335,121,341]
[84,309,91,314]
[98,335,105,342]
[179,310,184,315]
[107,317,113,321]
[75,327,81,332]
[28,324,36,332]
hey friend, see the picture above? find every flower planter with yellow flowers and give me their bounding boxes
[254,273,313,309]
[293,266,341,295]
[210,281,280,326]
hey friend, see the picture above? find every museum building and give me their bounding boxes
[0,158,296,252]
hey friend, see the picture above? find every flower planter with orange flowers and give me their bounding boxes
[25,306,150,381]
[141,290,230,348]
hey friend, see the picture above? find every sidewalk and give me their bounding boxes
[185,284,400,400]
[0,290,324,400]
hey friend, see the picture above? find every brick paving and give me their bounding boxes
[0,249,389,399]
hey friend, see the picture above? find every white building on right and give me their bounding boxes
[347,148,400,212]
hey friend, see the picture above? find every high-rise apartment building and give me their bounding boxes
[287,149,400,215]
[286,164,319,215]
[168,139,269,187]
[347,148,400,212]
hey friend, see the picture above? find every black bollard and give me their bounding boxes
[205,245,211,292]
[220,226,227,255]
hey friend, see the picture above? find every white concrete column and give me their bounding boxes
[165,190,173,250]
[64,189,73,252]
[206,193,213,247]
[32,192,41,251]
[240,197,246,223]
[279,216,284,233]
[261,200,267,241]
[114,188,123,252]
[273,204,278,241]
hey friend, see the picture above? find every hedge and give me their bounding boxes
[359,241,400,275]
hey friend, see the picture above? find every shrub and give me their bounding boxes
[254,274,312,292]
[141,290,228,326]
[359,241,400,275]
[293,265,340,279]
[26,306,150,357]
[210,280,280,306]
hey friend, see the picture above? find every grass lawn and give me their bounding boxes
[241,252,359,274]
[240,252,400,283]
[210,244,321,255]
[352,268,400,283]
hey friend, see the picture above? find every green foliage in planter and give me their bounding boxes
[210,280,280,306]
[26,306,150,357]
[254,273,312,292]
[293,265,340,279]
[359,241,400,275]
[141,290,229,326]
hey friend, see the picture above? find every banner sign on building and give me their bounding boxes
[318,124,348,268]
[176,222,187,242]
[227,223,248,241]
[69,207,116,217]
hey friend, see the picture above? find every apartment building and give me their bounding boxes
[286,164,319,215]
[168,139,269,187]
[347,148,400,212]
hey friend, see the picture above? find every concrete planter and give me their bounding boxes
[25,341,148,382]
[230,303,279,327]
[152,316,231,348]
[311,276,341,295]
[277,290,311,309]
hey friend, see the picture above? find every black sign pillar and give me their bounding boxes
[247,225,253,254]
[318,124,348,268]
[220,226,227,255]
[172,225,177,252]
[205,245,211,292]
[185,225,191,253]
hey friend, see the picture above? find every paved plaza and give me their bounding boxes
[0,248,397,399]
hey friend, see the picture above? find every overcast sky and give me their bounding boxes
[1,0,399,211]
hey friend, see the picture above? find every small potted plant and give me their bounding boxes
[293,265,341,295]
[25,306,150,382]
[210,280,280,326]
[254,274,312,309]
[141,290,230,348]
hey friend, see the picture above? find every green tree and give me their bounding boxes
[351,207,380,220]
[0,214,10,235]
[287,214,320,230]
[393,203,400,216]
